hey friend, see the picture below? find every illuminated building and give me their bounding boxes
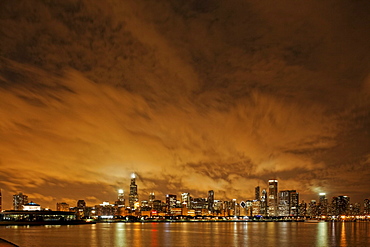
[364,199,370,215]
[76,200,86,218]
[23,201,41,211]
[207,190,214,212]
[349,203,361,216]
[129,173,139,209]
[192,198,207,215]
[141,200,150,211]
[115,189,125,207]
[260,189,267,216]
[149,192,155,209]
[77,200,86,208]
[268,179,278,216]
[318,193,328,216]
[332,196,350,216]
[298,201,307,217]
[278,190,299,216]
[13,192,28,210]
[307,200,317,217]
[56,202,70,212]
[255,186,260,200]
[181,193,191,208]
[153,199,163,212]
[213,200,223,215]
[166,194,177,213]
[95,201,117,217]
[252,200,261,216]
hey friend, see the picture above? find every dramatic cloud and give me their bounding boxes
[0,0,369,209]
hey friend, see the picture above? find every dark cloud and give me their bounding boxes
[0,0,369,208]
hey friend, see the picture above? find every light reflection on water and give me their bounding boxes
[0,222,370,247]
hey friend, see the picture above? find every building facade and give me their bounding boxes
[268,180,278,216]
[129,173,139,209]
[13,193,28,210]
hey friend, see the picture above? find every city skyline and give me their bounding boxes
[1,1,370,210]
[1,176,368,211]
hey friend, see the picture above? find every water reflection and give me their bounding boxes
[1,222,370,246]
[315,222,328,247]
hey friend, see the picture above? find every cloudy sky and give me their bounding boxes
[0,0,369,209]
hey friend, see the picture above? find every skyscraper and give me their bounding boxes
[332,196,350,216]
[268,179,278,216]
[260,189,267,216]
[318,193,328,216]
[207,190,214,212]
[149,192,155,209]
[181,193,191,208]
[0,189,2,212]
[364,199,370,215]
[116,189,125,207]
[166,194,177,213]
[278,190,299,216]
[129,173,139,209]
[255,186,260,201]
[13,192,28,210]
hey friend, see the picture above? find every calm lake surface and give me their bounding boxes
[1,222,370,247]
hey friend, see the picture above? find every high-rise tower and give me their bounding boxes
[268,179,278,216]
[0,189,2,212]
[13,192,28,210]
[116,189,125,207]
[129,173,139,209]
[149,192,155,209]
[255,186,260,201]
[208,190,214,212]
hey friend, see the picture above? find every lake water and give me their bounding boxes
[0,222,369,247]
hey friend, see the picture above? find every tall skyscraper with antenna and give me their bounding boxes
[129,173,139,209]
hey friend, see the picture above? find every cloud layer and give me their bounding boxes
[0,0,369,209]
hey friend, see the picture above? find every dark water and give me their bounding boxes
[0,222,369,247]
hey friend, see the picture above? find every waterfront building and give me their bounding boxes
[255,186,260,201]
[245,200,253,216]
[166,194,177,213]
[192,197,207,215]
[115,189,125,207]
[93,202,117,217]
[332,196,350,216]
[76,200,87,218]
[23,202,41,211]
[181,193,191,208]
[129,173,139,209]
[252,200,261,216]
[77,200,86,208]
[56,202,70,212]
[0,210,77,223]
[278,190,290,216]
[364,199,370,215]
[307,200,317,217]
[268,180,278,216]
[141,200,150,211]
[149,192,155,209]
[318,193,328,216]
[152,199,163,212]
[278,190,299,216]
[298,201,307,217]
[213,200,223,216]
[348,203,361,216]
[207,190,214,212]
[13,193,28,210]
[260,189,267,216]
